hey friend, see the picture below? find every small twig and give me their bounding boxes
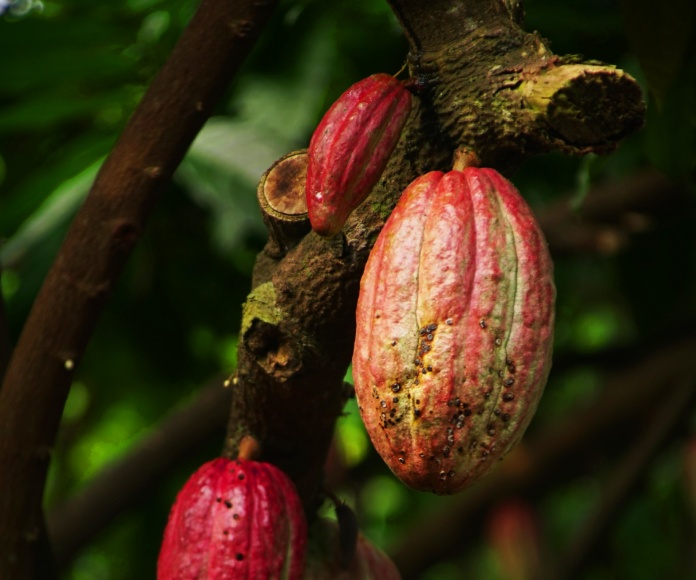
[47,379,231,568]
[550,377,696,580]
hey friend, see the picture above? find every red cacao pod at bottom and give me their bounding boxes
[158,457,307,579]
[306,73,412,237]
[303,518,401,579]
[353,167,555,494]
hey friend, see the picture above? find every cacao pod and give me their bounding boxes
[306,73,412,237]
[352,167,555,494]
[303,518,401,580]
[158,457,307,579]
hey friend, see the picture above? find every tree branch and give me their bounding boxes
[0,0,279,576]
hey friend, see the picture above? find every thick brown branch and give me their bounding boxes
[0,0,278,576]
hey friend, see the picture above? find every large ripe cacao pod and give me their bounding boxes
[352,167,555,494]
[158,457,307,579]
[303,518,401,580]
[306,73,412,237]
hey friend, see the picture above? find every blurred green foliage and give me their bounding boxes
[1,0,695,578]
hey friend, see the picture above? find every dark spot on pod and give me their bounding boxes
[443,446,451,458]
[495,338,502,346]
[457,447,464,453]
[439,471,447,481]
[216,497,222,503]
[419,452,425,458]
[426,333,433,341]
[375,314,380,318]
[416,399,421,404]
[419,328,426,335]
[427,323,438,332]
[503,392,514,402]
[223,530,229,535]
[414,409,421,418]
[391,383,401,393]
[233,514,240,520]
[448,470,455,477]
[421,368,427,375]
[508,363,516,373]
[469,440,478,450]
[224,500,233,509]
[498,370,504,378]
[446,318,454,325]
[504,378,515,387]
[484,392,491,399]
[455,421,463,429]
[502,413,510,422]
[389,408,396,416]
[391,340,397,346]
[487,427,496,436]
[238,473,245,480]
[421,344,431,353]
[398,457,405,464]
[480,450,489,458]
[393,396,399,403]
[414,358,421,366]
[480,319,487,328]
[427,365,433,372]
[380,400,387,408]
[461,400,466,406]
[236,553,244,561]
[414,379,419,385]
[464,409,472,416]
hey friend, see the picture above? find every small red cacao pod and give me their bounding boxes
[306,73,412,237]
[303,518,401,580]
[158,457,307,579]
[352,167,555,494]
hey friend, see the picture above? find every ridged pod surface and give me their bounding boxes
[158,457,307,579]
[306,73,412,237]
[303,518,401,580]
[352,168,555,494]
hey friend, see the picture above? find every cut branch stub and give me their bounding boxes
[408,23,645,170]
[257,149,310,259]
[519,63,644,147]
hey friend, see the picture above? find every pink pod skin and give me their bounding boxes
[158,457,307,579]
[352,168,555,494]
[306,73,412,237]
